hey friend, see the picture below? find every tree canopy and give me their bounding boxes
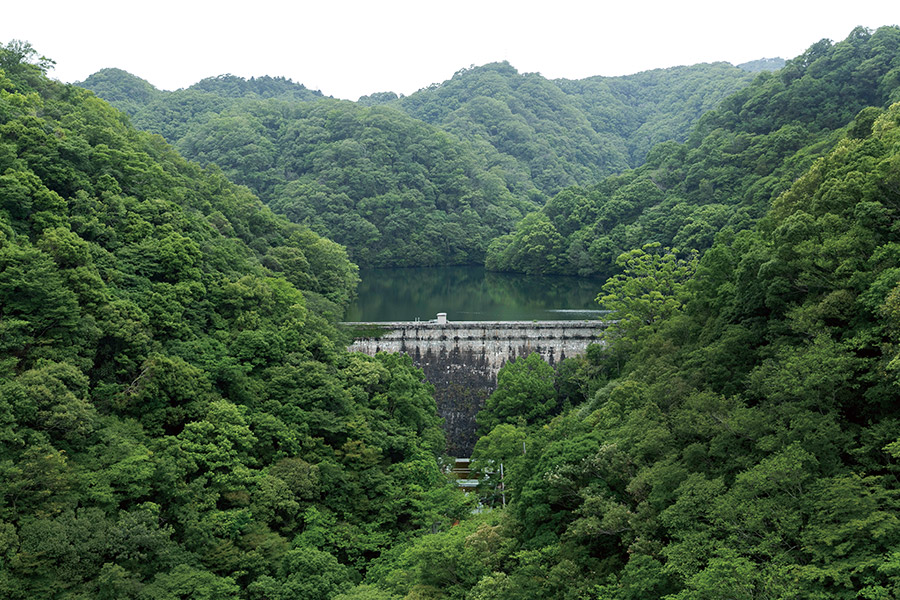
[79,59,764,268]
[487,26,900,279]
[7,25,900,599]
[0,40,469,598]
[340,27,900,600]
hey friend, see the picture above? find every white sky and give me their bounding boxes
[2,1,896,100]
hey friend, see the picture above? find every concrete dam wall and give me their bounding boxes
[347,320,609,455]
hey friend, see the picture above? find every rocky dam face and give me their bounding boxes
[347,320,609,455]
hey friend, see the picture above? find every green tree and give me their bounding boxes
[597,243,698,342]
[476,353,558,434]
[0,40,55,79]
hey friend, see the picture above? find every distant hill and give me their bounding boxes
[78,70,327,141]
[737,56,787,71]
[77,67,162,115]
[79,60,760,267]
[486,26,900,277]
[82,61,758,198]
[394,61,758,194]
[175,98,537,268]
[78,71,545,268]
[79,69,325,111]
[556,62,760,167]
[186,73,326,100]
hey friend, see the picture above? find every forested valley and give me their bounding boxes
[79,59,767,268]
[2,23,900,599]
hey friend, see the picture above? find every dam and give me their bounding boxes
[347,316,610,455]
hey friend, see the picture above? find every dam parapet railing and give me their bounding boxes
[342,319,611,341]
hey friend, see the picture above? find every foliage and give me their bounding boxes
[0,46,462,598]
[598,243,698,343]
[0,39,55,87]
[476,353,559,434]
[400,61,757,195]
[80,59,762,268]
[488,26,900,279]
[356,29,900,600]
[76,68,162,116]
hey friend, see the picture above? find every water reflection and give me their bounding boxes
[344,266,604,322]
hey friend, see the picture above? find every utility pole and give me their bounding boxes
[499,462,506,508]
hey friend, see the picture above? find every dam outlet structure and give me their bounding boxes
[346,318,610,455]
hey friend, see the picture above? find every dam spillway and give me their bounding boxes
[346,319,610,455]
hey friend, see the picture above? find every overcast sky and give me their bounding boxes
[2,1,896,100]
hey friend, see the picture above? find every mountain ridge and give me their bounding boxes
[78,58,766,267]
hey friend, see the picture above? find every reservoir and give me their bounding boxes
[344,265,604,322]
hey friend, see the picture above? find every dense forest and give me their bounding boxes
[79,61,764,268]
[487,27,900,279]
[80,70,536,268]
[343,27,900,599]
[0,41,468,598]
[398,60,765,192]
[3,23,900,599]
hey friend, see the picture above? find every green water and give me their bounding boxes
[344,266,605,322]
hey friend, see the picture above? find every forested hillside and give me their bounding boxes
[736,57,786,72]
[345,30,900,600]
[79,60,762,268]
[80,70,535,268]
[6,24,900,600]
[78,71,328,146]
[176,100,536,268]
[487,26,900,278]
[0,41,468,598]
[400,61,759,193]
